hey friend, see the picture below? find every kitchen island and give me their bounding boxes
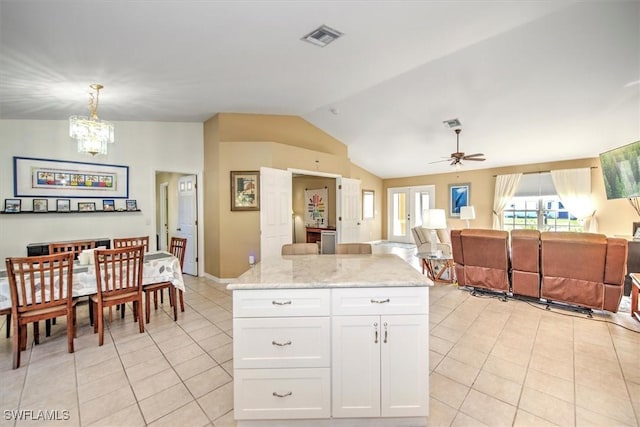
[228,254,432,427]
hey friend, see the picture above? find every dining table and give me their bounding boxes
[0,251,185,312]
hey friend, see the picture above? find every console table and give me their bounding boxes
[27,238,111,257]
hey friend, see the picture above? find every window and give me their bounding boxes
[503,196,583,232]
[502,173,584,232]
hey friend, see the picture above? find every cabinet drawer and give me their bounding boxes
[233,289,330,317]
[234,317,330,368]
[332,287,428,316]
[234,368,330,420]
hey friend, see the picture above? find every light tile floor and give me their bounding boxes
[0,244,638,427]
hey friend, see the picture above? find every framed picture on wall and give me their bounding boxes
[449,183,470,217]
[126,200,138,211]
[56,199,70,212]
[103,199,115,211]
[33,199,48,213]
[78,202,96,212]
[231,171,260,211]
[4,199,21,213]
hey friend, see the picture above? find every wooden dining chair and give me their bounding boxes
[143,237,187,323]
[91,245,145,346]
[281,243,319,255]
[48,240,97,329]
[335,243,373,254]
[113,236,149,253]
[48,240,96,259]
[5,252,75,369]
[112,236,149,318]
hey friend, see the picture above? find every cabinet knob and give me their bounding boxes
[271,340,292,347]
[272,391,293,398]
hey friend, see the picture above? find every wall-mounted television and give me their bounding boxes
[599,140,640,200]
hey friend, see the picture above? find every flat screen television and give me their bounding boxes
[599,140,640,200]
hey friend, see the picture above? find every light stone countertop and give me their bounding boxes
[227,254,432,290]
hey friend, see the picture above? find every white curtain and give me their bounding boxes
[493,173,522,229]
[550,168,597,232]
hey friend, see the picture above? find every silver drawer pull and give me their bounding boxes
[370,298,390,304]
[272,340,292,346]
[272,391,293,398]
[272,300,292,305]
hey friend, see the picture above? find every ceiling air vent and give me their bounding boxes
[442,118,462,128]
[301,25,343,47]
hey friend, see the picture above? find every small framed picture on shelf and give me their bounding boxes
[102,199,115,211]
[4,199,21,213]
[33,199,48,213]
[56,199,71,212]
[126,200,137,211]
[78,202,96,212]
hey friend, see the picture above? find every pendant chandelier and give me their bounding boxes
[69,84,114,156]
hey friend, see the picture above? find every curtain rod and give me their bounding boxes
[492,166,597,178]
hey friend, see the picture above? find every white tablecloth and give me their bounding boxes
[0,251,185,311]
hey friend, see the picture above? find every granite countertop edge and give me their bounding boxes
[227,281,432,290]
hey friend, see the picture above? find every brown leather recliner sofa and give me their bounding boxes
[451,229,510,293]
[452,228,628,312]
[538,232,627,312]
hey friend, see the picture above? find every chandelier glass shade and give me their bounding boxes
[69,84,114,156]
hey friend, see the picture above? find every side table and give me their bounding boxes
[630,273,640,322]
[416,252,455,283]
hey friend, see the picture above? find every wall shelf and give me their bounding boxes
[1,209,141,215]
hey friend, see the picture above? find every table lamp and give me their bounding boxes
[423,208,447,255]
[460,206,476,228]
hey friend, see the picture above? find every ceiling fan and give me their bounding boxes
[431,129,486,166]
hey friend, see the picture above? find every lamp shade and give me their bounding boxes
[460,206,476,221]
[423,208,447,230]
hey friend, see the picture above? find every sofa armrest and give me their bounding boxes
[604,238,628,286]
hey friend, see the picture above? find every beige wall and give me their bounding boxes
[383,157,634,239]
[204,113,383,279]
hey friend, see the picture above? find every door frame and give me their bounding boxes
[387,185,435,243]
[153,169,203,277]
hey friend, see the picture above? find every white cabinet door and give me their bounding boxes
[331,315,380,418]
[332,313,429,419]
[380,315,429,417]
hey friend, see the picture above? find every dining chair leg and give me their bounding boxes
[179,290,185,312]
[137,302,144,333]
[153,291,158,309]
[97,305,104,346]
[120,304,126,319]
[160,289,164,304]
[67,311,75,353]
[171,287,178,321]
[12,323,21,369]
[33,322,40,345]
[145,292,151,324]
[93,302,98,334]
[45,319,51,337]
[5,313,10,338]
[19,323,27,351]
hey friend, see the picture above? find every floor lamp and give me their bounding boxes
[460,206,476,228]
[423,208,447,255]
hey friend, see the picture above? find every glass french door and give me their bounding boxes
[387,186,435,243]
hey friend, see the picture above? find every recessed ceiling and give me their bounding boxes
[1,1,638,178]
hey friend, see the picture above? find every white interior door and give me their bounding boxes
[337,177,361,243]
[177,175,197,275]
[260,167,292,260]
[387,186,435,243]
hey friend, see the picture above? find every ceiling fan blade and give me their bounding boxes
[464,157,486,161]
[429,158,453,164]
[463,153,484,158]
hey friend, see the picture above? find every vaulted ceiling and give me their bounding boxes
[1,1,638,178]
